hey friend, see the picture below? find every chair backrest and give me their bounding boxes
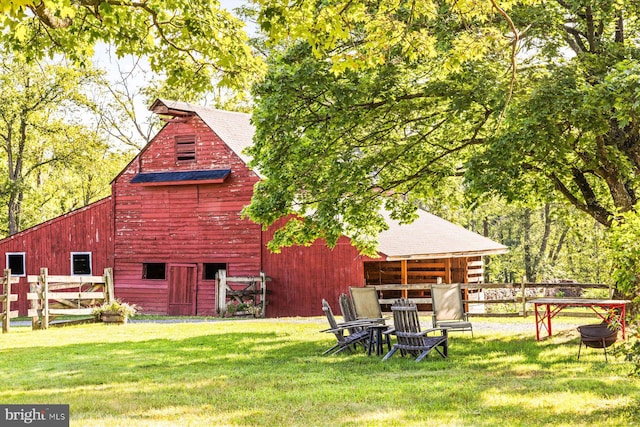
[338,293,358,323]
[322,299,345,342]
[391,299,422,347]
[349,287,383,319]
[431,283,465,321]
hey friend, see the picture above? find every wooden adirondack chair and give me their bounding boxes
[339,293,359,324]
[321,299,371,355]
[383,299,448,362]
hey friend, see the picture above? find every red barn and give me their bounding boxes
[0,99,506,317]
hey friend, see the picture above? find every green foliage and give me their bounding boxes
[247,34,510,254]
[608,207,640,301]
[466,2,640,227]
[454,199,612,284]
[0,55,134,236]
[254,0,518,74]
[0,0,264,98]
[614,333,640,377]
[248,0,640,256]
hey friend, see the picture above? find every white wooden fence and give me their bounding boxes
[216,270,267,317]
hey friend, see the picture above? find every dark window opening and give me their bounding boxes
[72,253,92,275]
[7,253,25,276]
[143,263,166,280]
[203,263,227,280]
[176,135,196,162]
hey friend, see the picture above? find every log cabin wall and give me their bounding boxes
[112,114,262,315]
[467,256,484,283]
[0,198,114,315]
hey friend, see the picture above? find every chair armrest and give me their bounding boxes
[355,317,389,325]
[319,319,381,333]
[395,330,447,339]
[394,331,427,339]
[355,317,387,323]
[422,327,448,337]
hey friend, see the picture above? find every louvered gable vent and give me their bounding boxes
[175,134,196,162]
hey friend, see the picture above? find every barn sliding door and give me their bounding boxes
[168,264,197,315]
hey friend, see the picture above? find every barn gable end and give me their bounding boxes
[112,112,262,315]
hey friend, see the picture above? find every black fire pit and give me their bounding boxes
[577,323,618,362]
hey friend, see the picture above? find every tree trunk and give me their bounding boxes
[523,208,535,282]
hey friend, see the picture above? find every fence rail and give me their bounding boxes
[369,281,615,317]
[28,267,114,329]
[1,269,20,333]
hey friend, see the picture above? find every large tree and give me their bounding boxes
[246,1,640,256]
[468,1,640,228]
[0,1,264,97]
[247,0,513,254]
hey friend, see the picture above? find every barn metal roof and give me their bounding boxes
[150,99,507,259]
[131,169,231,185]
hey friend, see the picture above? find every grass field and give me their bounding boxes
[0,317,638,426]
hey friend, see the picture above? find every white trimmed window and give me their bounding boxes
[71,252,92,275]
[6,252,26,277]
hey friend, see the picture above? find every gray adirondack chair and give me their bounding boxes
[321,299,371,355]
[383,298,448,362]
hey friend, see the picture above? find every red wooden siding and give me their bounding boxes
[261,218,366,317]
[112,115,262,315]
[0,198,114,315]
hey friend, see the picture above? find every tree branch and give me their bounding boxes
[30,1,73,29]
[489,0,519,124]
[537,166,613,227]
[562,25,587,53]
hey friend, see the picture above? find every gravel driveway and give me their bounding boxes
[9,316,589,337]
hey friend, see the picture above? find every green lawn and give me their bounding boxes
[0,318,638,426]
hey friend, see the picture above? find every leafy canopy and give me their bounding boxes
[0,0,265,97]
[247,0,640,258]
[0,54,129,236]
[247,0,516,255]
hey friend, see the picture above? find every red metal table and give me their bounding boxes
[530,298,631,341]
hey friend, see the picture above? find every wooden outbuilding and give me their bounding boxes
[0,99,506,317]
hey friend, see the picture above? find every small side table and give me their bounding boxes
[367,324,392,356]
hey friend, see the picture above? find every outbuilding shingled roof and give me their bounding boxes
[377,210,507,260]
[150,99,508,260]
